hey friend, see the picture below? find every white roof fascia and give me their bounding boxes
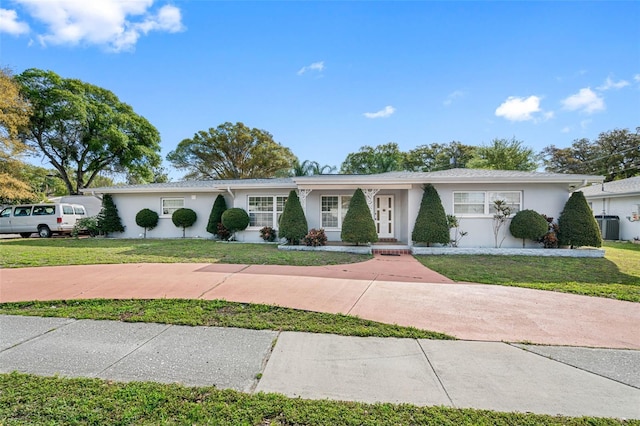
[293,173,603,186]
[583,190,640,199]
[297,183,413,190]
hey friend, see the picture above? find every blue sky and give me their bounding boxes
[1,1,639,179]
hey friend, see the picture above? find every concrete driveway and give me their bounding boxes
[1,255,639,348]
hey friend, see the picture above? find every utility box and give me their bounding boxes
[595,215,620,240]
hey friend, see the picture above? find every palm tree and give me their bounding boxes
[291,160,336,176]
[309,162,336,175]
[291,159,313,176]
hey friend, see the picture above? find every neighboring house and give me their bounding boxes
[81,169,603,248]
[581,176,640,241]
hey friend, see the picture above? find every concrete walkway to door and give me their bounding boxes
[1,254,639,349]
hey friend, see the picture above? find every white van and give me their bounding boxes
[0,203,87,238]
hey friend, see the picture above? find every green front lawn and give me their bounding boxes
[0,373,630,425]
[0,299,451,340]
[0,238,369,268]
[1,238,638,301]
[417,242,640,302]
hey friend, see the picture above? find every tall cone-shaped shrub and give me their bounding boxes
[558,191,602,248]
[97,194,124,236]
[412,184,449,246]
[279,190,308,244]
[207,194,227,235]
[341,188,378,245]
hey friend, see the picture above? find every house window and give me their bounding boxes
[488,192,521,214]
[453,192,485,215]
[453,191,521,215]
[248,195,287,228]
[321,195,351,228]
[162,198,184,216]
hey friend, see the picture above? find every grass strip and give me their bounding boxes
[0,239,370,268]
[0,299,452,340]
[0,373,633,426]
[416,242,640,302]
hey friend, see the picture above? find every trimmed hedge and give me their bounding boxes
[509,209,548,248]
[135,208,159,238]
[172,208,197,238]
[207,194,228,236]
[279,190,308,245]
[341,188,378,245]
[412,184,449,246]
[558,191,602,248]
[97,194,124,236]
[221,208,250,235]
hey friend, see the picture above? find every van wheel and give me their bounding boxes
[19,232,32,238]
[38,226,52,238]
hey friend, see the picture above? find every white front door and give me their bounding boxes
[375,195,394,238]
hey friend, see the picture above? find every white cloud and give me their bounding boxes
[597,76,629,91]
[0,8,30,35]
[297,61,325,76]
[561,88,605,114]
[11,0,184,52]
[363,105,395,119]
[443,90,464,106]
[494,96,542,122]
[634,74,640,83]
[561,126,571,133]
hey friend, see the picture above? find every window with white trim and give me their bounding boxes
[248,195,287,228]
[321,195,351,228]
[162,198,184,216]
[488,192,521,214]
[453,191,521,215]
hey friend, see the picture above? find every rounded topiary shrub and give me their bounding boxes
[509,209,549,248]
[135,208,159,238]
[341,188,378,246]
[221,208,250,238]
[172,208,197,238]
[278,190,308,245]
[558,191,602,248]
[412,184,449,246]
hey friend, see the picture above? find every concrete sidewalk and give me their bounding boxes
[1,315,638,419]
[2,256,639,348]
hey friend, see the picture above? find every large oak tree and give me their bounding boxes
[543,128,639,181]
[167,122,296,179]
[16,68,162,195]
